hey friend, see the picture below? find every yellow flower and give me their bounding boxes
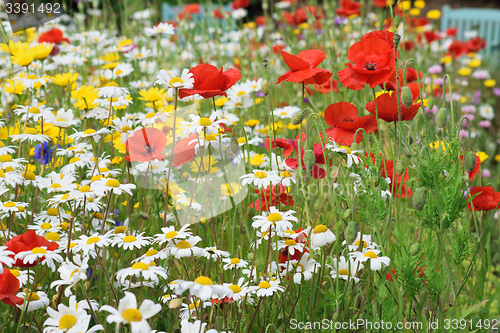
[3,80,25,95]
[30,43,53,60]
[102,62,120,70]
[414,0,425,9]
[100,52,120,63]
[245,119,260,127]
[112,157,123,164]
[494,154,500,162]
[138,87,167,103]
[220,182,241,197]
[475,151,488,163]
[468,59,481,67]
[440,55,452,65]
[409,8,420,16]
[52,73,79,87]
[134,202,140,208]
[484,79,496,88]
[237,137,247,144]
[215,97,229,107]
[427,9,441,19]
[429,140,450,151]
[117,39,133,52]
[457,68,471,76]
[13,50,35,67]
[0,40,29,55]
[249,154,266,167]
[254,97,265,105]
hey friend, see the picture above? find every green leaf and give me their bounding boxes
[458,299,489,320]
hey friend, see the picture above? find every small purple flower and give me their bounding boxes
[303,97,310,104]
[334,17,347,25]
[481,169,491,178]
[472,70,489,80]
[493,87,500,96]
[461,105,476,113]
[255,91,265,97]
[428,65,442,74]
[474,90,481,104]
[479,120,491,128]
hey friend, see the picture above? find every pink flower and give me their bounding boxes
[479,120,491,128]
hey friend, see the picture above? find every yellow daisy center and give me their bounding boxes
[132,262,149,270]
[258,281,271,289]
[229,285,241,293]
[165,231,178,239]
[176,240,191,249]
[29,107,40,114]
[31,247,47,254]
[313,225,328,234]
[284,239,297,246]
[83,129,96,135]
[194,276,213,285]
[106,179,120,187]
[86,236,100,244]
[123,235,137,243]
[254,171,268,178]
[47,208,59,216]
[267,213,282,222]
[230,258,240,265]
[4,202,16,208]
[364,251,378,259]
[168,77,184,86]
[58,314,77,329]
[121,308,143,323]
[199,117,212,126]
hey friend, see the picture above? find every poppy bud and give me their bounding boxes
[393,33,401,46]
[436,107,448,128]
[401,86,413,108]
[413,187,426,211]
[427,96,434,109]
[404,145,413,158]
[304,149,315,171]
[247,253,254,260]
[343,208,352,220]
[378,177,388,191]
[139,212,150,220]
[410,243,420,256]
[291,111,304,125]
[465,151,476,172]
[261,79,269,95]
[396,160,405,175]
[230,138,240,154]
[345,221,358,244]
[350,142,360,151]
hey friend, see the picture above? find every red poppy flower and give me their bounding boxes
[38,28,70,44]
[172,133,198,167]
[323,102,378,145]
[5,230,59,268]
[336,0,361,17]
[383,67,423,91]
[265,138,294,157]
[251,185,294,211]
[272,43,286,54]
[126,128,168,162]
[276,49,332,85]
[310,78,339,94]
[256,16,269,26]
[467,186,500,212]
[448,40,466,59]
[338,38,396,91]
[178,64,241,99]
[423,31,442,44]
[0,269,23,306]
[294,6,325,24]
[231,0,250,9]
[284,135,328,179]
[183,3,201,14]
[365,85,422,123]
[465,37,486,53]
[361,30,396,49]
[402,41,416,51]
[279,247,309,264]
[445,27,458,37]
[381,160,413,198]
[373,0,389,7]
[213,9,225,19]
[459,153,480,181]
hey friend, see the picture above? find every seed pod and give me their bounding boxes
[304,149,315,171]
[412,187,426,211]
[427,96,434,109]
[169,298,183,309]
[261,79,269,95]
[393,32,401,46]
[404,144,413,158]
[139,212,150,220]
[378,177,388,191]
[396,160,405,175]
[230,138,240,154]
[410,243,420,256]
[291,111,304,125]
[436,107,448,128]
[465,151,476,172]
[262,59,268,68]
[344,221,358,244]
[401,86,413,108]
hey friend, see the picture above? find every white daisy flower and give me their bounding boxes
[180,319,218,333]
[349,249,391,271]
[273,106,301,119]
[273,238,305,256]
[14,246,63,272]
[44,108,79,128]
[479,104,495,120]
[101,291,162,333]
[310,224,336,250]
[91,178,136,196]
[166,236,206,259]
[175,276,232,300]
[132,248,169,264]
[222,257,249,270]
[116,262,168,288]
[109,232,152,250]
[73,233,110,257]
[44,295,103,333]
[280,252,320,284]
[144,22,176,36]
[202,246,231,261]
[328,256,364,283]
[10,129,51,143]
[240,169,281,188]
[68,128,111,143]
[180,111,228,136]
[252,206,298,233]
[342,232,380,252]
[16,290,50,312]
[153,224,192,245]
[250,279,285,297]
[96,85,129,99]
[14,74,50,89]
[9,268,34,287]
[50,255,90,297]
[0,246,15,273]
[155,68,194,98]
[13,99,53,122]
[326,141,363,168]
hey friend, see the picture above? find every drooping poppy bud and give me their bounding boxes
[291,111,304,125]
[427,96,434,109]
[303,149,315,170]
[344,221,358,244]
[413,187,426,211]
[401,86,413,108]
[230,138,240,154]
[410,243,420,256]
[465,151,476,172]
[378,177,388,191]
[396,160,405,175]
[261,80,269,95]
[436,108,448,128]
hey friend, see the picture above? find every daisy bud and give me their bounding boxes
[396,160,405,175]
[410,243,420,256]
[393,33,401,46]
[291,111,304,125]
[465,151,476,172]
[436,107,448,128]
[344,221,358,244]
[401,86,413,108]
[378,177,388,191]
[230,138,240,154]
[261,79,269,95]
[427,96,435,109]
[412,187,426,211]
[169,298,183,309]
[139,212,150,220]
[304,149,315,171]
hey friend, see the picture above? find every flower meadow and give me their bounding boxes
[0,0,500,332]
